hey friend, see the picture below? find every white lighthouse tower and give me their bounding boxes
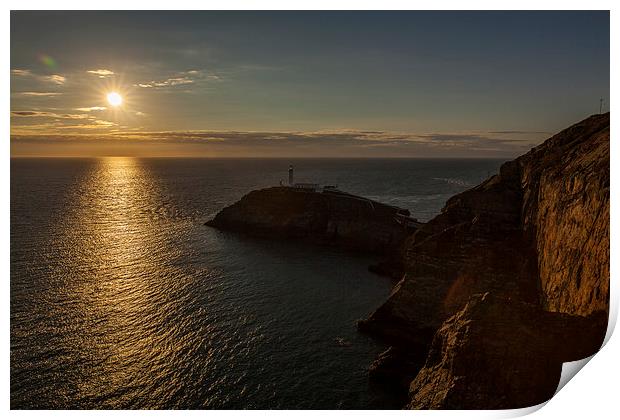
[288,165,294,186]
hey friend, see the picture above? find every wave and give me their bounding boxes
[431,177,473,187]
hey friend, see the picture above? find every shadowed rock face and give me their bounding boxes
[407,293,607,409]
[206,187,419,255]
[361,113,609,409]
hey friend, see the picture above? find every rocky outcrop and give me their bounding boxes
[206,187,420,255]
[408,293,607,409]
[361,113,610,408]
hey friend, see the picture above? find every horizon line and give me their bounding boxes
[10,155,515,160]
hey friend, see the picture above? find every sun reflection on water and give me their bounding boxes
[61,157,183,407]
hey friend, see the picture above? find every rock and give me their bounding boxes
[369,346,428,392]
[206,187,420,255]
[360,113,609,408]
[519,114,610,316]
[407,293,607,409]
[360,173,539,346]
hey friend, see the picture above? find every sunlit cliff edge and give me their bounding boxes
[206,113,609,409]
[359,112,610,408]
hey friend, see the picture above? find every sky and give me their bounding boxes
[10,11,609,157]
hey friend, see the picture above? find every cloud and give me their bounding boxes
[11,69,32,77]
[87,69,115,78]
[93,120,116,126]
[412,131,551,151]
[43,74,66,85]
[12,111,47,117]
[74,106,107,112]
[10,127,550,157]
[13,91,63,97]
[56,121,117,129]
[137,77,194,88]
[488,130,552,135]
[12,111,46,117]
[100,129,543,152]
[11,69,66,85]
[135,70,219,89]
[12,111,90,119]
[417,133,487,142]
[10,120,119,135]
[182,69,219,79]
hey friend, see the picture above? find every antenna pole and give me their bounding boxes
[600,98,603,114]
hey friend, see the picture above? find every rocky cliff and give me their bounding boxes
[360,113,610,408]
[206,187,420,255]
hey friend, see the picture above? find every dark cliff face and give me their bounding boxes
[407,293,607,409]
[206,187,417,255]
[361,113,609,409]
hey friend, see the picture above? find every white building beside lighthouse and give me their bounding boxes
[285,164,320,191]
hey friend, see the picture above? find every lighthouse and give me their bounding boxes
[288,165,294,186]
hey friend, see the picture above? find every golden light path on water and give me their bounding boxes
[55,157,212,408]
[59,159,139,402]
[77,158,158,401]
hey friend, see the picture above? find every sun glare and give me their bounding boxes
[107,92,123,107]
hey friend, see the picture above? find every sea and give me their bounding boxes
[10,157,504,409]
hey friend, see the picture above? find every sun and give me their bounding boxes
[107,92,123,107]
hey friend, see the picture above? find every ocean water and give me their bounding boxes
[10,157,504,409]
